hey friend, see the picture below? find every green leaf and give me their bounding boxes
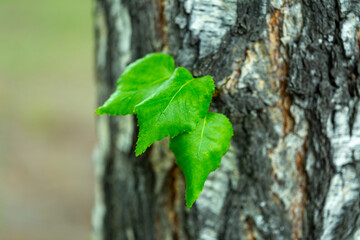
[95,53,175,115]
[135,67,215,156]
[94,53,235,210]
[169,113,233,209]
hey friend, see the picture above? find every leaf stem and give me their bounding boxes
[213,77,231,98]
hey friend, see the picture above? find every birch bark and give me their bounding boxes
[93,1,360,239]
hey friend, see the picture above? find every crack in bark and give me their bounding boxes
[157,0,168,49]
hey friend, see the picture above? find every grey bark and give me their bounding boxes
[93,0,360,239]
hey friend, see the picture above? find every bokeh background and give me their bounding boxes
[0,0,96,239]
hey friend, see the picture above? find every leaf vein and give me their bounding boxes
[150,74,172,86]
[161,78,195,115]
[197,115,207,158]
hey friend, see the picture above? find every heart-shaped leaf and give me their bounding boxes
[95,53,234,209]
[135,67,214,156]
[169,113,233,209]
[95,53,175,115]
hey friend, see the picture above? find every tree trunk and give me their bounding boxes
[93,0,360,239]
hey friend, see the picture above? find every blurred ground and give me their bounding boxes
[0,0,96,239]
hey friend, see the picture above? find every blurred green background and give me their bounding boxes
[0,0,96,239]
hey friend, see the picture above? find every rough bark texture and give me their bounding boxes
[93,0,360,239]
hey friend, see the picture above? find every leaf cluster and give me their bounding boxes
[96,53,233,208]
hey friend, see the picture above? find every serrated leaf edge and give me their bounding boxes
[134,72,214,156]
[94,53,234,210]
[170,113,234,209]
